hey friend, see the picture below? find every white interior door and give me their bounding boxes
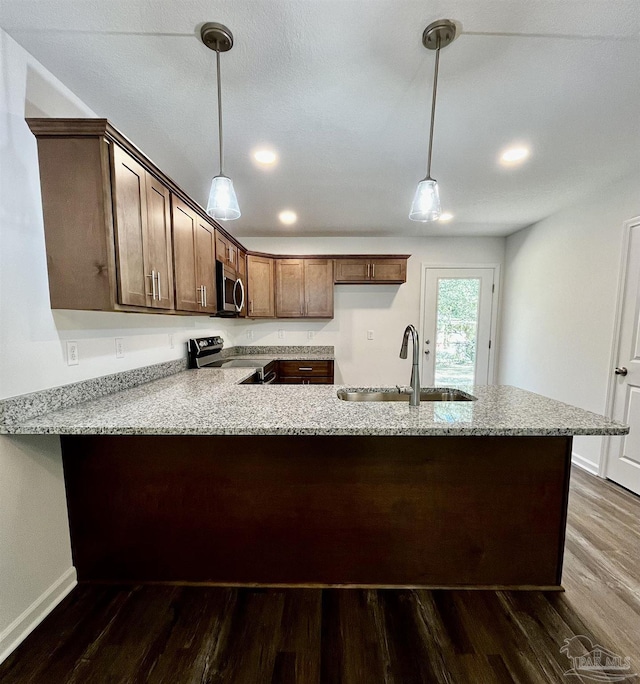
[422,268,495,386]
[606,220,640,495]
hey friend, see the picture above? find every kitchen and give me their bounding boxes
[1,1,640,682]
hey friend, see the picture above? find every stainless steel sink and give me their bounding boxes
[337,389,475,402]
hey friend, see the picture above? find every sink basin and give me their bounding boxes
[337,389,475,402]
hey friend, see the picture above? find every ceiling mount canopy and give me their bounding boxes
[200,22,234,52]
[200,21,240,221]
[409,18,458,223]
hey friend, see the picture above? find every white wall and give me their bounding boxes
[498,172,640,473]
[0,28,228,660]
[237,237,505,385]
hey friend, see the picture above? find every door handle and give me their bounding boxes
[147,271,157,299]
[615,367,628,376]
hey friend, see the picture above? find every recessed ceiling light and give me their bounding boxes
[279,210,297,225]
[253,149,278,166]
[439,212,454,222]
[500,146,530,166]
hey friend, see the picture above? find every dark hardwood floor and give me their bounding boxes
[1,467,638,683]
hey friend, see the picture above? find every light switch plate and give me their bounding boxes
[169,334,174,349]
[307,331,315,340]
[367,330,374,340]
[66,341,79,366]
[246,330,254,340]
[278,329,285,340]
[115,338,125,359]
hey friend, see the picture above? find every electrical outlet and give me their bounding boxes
[307,331,315,340]
[278,329,285,340]
[246,330,254,341]
[367,330,374,341]
[115,338,124,359]
[66,341,79,366]
[169,334,174,349]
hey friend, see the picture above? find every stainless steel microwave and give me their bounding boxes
[216,261,244,315]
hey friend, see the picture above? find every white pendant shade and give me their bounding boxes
[206,175,241,221]
[409,178,441,222]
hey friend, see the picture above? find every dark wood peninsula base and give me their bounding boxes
[60,434,572,590]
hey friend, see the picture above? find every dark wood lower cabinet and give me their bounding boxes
[277,360,334,384]
[61,434,571,589]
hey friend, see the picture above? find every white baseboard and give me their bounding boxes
[572,451,599,476]
[0,567,77,665]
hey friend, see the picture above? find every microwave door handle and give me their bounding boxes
[236,278,245,313]
[263,370,277,384]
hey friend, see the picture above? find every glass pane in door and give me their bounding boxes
[434,278,480,385]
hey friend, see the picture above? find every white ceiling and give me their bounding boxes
[2,1,639,238]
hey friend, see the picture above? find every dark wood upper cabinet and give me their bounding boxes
[172,196,216,314]
[304,259,334,317]
[112,146,174,309]
[111,146,148,308]
[275,259,333,318]
[247,255,275,318]
[215,231,238,269]
[334,256,409,284]
[27,119,180,313]
[275,259,305,317]
[144,175,174,309]
[27,119,409,318]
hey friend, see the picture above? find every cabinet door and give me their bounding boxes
[370,259,407,283]
[144,174,174,309]
[171,197,199,312]
[196,220,217,313]
[304,259,334,317]
[276,259,305,317]
[334,259,370,283]
[112,145,148,307]
[215,232,229,265]
[247,255,275,317]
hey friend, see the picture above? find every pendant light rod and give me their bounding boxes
[216,47,224,176]
[200,22,234,177]
[425,37,440,180]
[200,22,241,221]
[421,19,457,180]
[409,19,457,223]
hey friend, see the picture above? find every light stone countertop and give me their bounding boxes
[0,369,629,437]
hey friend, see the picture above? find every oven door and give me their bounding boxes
[216,261,238,314]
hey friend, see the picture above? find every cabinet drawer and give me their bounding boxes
[278,376,334,385]
[278,360,334,377]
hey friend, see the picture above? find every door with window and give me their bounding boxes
[606,219,640,495]
[422,268,496,386]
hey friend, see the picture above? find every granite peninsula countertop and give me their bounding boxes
[1,369,629,437]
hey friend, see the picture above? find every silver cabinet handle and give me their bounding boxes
[299,367,313,372]
[156,271,161,301]
[372,264,375,278]
[197,286,204,306]
[249,300,254,315]
[367,263,370,279]
[615,367,628,376]
[147,271,157,299]
[203,285,207,308]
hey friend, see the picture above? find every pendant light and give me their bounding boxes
[200,22,240,221]
[409,19,457,222]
